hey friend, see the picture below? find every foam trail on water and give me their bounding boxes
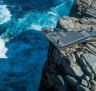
[29,24,42,31]
[0,5,12,25]
[0,38,8,58]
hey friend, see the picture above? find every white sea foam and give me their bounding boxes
[29,24,42,31]
[0,5,12,25]
[48,11,57,16]
[0,38,8,58]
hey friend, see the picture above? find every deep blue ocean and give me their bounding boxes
[0,0,74,91]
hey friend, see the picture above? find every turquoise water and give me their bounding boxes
[0,0,74,91]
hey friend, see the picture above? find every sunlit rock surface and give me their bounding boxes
[57,16,96,31]
[70,0,96,18]
[39,0,96,91]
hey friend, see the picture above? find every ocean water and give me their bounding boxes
[0,0,74,91]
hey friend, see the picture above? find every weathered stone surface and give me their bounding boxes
[76,85,91,91]
[39,0,96,91]
[65,75,78,86]
[57,75,65,85]
[83,67,94,79]
[91,80,96,86]
[83,75,90,81]
[67,53,77,65]
[57,16,96,32]
[91,85,96,91]
[81,79,88,87]
[81,53,96,76]
[85,44,96,54]
[79,0,93,6]
[70,0,96,18]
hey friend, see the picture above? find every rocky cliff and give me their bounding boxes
[39,0,96,91]
[70,0,96,18]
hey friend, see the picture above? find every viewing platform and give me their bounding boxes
[46,30,96,49]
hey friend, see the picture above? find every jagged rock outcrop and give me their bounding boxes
[70,0,96,18]
[56,16,96,31]
[39,41,96,91]
[39,0,96,91]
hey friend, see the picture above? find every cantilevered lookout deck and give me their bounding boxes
[46,30,96,50]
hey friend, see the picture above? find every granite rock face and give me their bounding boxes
[39,0,96,91]
[57,16,96,31]
[39,42,96,91]
[70,0,96,18]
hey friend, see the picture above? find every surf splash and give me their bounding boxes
[0,38,8,58]
[1,0,74,37]
[0,5,11,25]
[0,0,74,91]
